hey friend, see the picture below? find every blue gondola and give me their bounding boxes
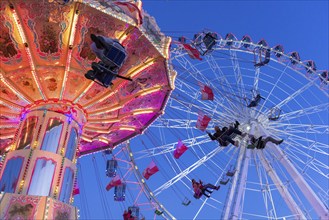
[273,45,284,58]
[305,60,317,73]
[320,70,328,84]
[225,33,237,46]
[114,183,126,201]
[241,35,252,49]
[106,159,118,177]
[290,51,301,65]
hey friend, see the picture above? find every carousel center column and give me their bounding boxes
[0,101,86,220]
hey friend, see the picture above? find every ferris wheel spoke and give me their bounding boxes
[267,128,329,156]
[278,103,329,122]
[270,123,329,135]
[263,78,318,116]
[257,63,289,116]
[151,118,196,129]
[153,147,224,196]
[173,53,213,85]
[204,54,245,113]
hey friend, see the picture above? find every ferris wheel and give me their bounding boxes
[126,32,329,219]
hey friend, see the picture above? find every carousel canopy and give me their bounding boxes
[0,0,175,156]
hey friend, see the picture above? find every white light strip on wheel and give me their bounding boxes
[11,7,45,100]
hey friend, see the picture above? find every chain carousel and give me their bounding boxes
[0,0,175,219]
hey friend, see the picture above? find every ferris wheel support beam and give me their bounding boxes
[222,146,246,220]
[231,148,251,220]
[253,67,260,94]
[257,150,307,219]
[269,144,329,219]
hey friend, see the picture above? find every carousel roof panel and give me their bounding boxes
[0,0,175,155]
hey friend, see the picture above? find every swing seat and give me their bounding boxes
[193,192,202,199]
[268,116,280,121]
[220,178,229,185]
[155,209,163,215]
[226,169,236,177]
[182,199,191,206]
[247,144,256,149]
[254,49,271,67]
[86,35,129,88]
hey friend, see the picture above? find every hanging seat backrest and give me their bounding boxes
[182,198,191,206]
[220,177,230,185]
